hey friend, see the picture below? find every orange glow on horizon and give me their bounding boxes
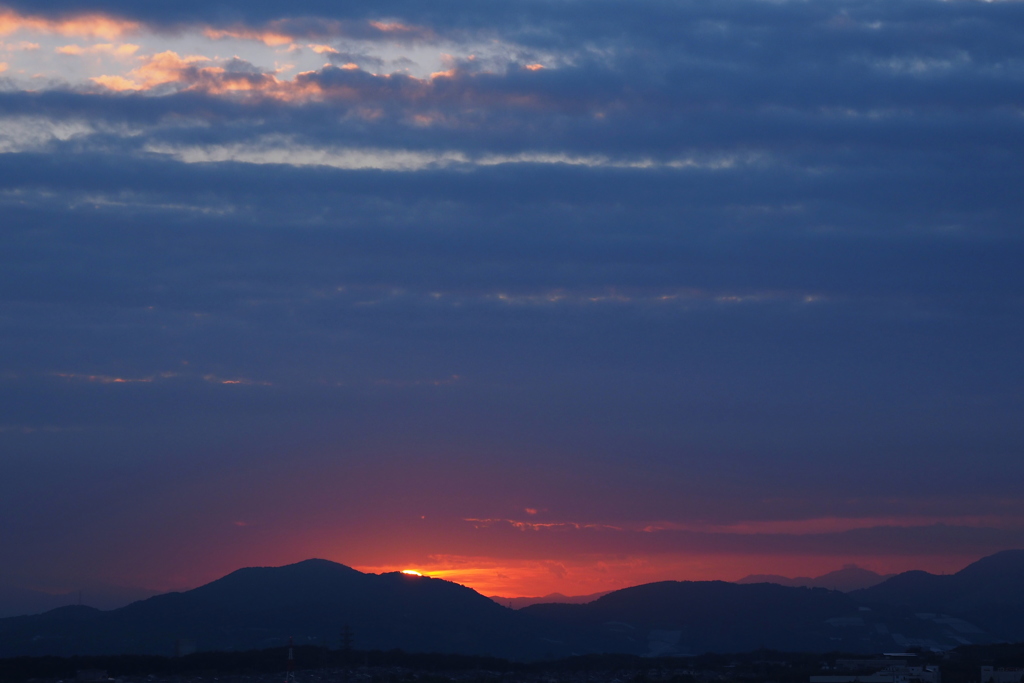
[355,551,987,599]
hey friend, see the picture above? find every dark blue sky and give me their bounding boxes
[1,0,1023,607]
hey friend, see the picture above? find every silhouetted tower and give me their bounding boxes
[285,636,296,683]
[340,625,353,656]
[340,625,353,683]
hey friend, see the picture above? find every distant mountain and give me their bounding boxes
[0,587,78,619]
[519,580,984,656]
[0,584,161,618]
[0,560,543,660]
[489,591,610,610]
[737,565,893,592]
[853,549,1024,640]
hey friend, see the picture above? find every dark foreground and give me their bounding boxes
[5,644,1024,683]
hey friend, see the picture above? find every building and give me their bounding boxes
[981,668,1024,683]
[812,665,940,683]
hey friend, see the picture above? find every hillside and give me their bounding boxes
[853,550,1024,640]
[520,580,966,655]
[0,560,540,659]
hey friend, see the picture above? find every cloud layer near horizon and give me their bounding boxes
[1,0,1023,601]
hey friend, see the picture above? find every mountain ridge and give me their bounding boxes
[852,549,1024,640]
[3,551,1024,659]
[489,591,611,610]
[736,565,893,592]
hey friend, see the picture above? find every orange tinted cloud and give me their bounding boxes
[368,20,425,38]
[203,26,294,47]
[92,51,325,101]
[0,10,138,40]
[91,74,138,91]
[88,58,560,111]
[93,51,213,91]
[57,43,139,56]
[308,43,338,54]
[204,18,433,45]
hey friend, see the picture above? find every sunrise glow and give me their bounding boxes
[1,0,1022,637]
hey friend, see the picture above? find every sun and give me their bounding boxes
[401,569,423,576]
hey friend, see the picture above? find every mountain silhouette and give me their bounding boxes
[737,565,892,592]
[522,580,913,655]
[0,560,541,659]
[489,591,610,610]
[2,553,1022,660]
[853,549,1024,639]
[0,584,160,618]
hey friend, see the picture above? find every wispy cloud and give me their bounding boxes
[465,518,623,532]
[51,371,159,384]
[56,42,138,57]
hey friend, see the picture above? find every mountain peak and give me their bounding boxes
[956,549,1024,579]
[736,565,890,592]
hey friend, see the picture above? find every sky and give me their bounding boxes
[1,0,1024,610]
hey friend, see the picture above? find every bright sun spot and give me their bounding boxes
[401,569,423,576]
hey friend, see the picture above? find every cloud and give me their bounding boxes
[448,516,1024,563]
[52,372,156,384]
[0,0,1021,172]
[56,42,138,56]
[90,51,267,93]
[0,9,139,39]
[198,17,434,45]
[2,40,38,50]
[202,26,293,47]
[324,50,385,70]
